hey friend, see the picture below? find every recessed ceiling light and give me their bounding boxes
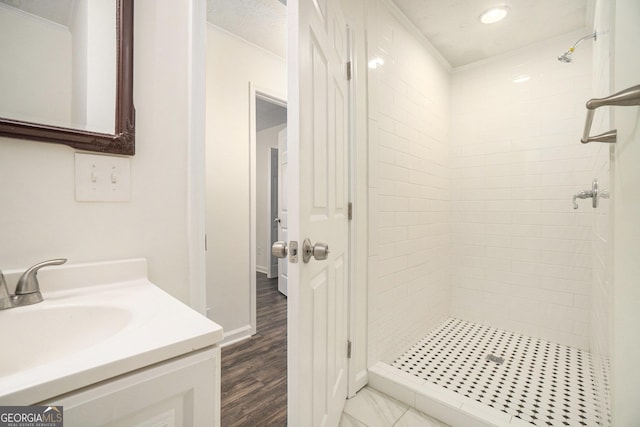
[479,6,510,24]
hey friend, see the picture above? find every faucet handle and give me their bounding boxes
[13,258,67,306]
[572,190,593,209]
[573,178,609,210]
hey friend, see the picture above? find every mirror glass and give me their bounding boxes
[0,0,134,155]
[0,0,116,134]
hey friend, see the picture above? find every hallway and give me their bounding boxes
[221,273,287,426]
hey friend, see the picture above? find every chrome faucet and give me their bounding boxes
[0,271,12,309]
[573,178,609,209]
[0,258,67,309]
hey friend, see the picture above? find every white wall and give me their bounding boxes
[367,0,451,365]
[449,31,595,350]
[205,24,286,342]
[0,0,203,304]
[589,0,613,418]
[256,124,285,273]
[610,0,640,422]
[0,4,71,126]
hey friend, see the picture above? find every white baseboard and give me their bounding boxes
[220,325,253,347]
[354,369,368,393]
[256,265,268,275]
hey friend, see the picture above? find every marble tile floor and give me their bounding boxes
[340,386,450,427]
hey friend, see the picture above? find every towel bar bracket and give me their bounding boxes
[581,84,640,144]
[581,129,617,144]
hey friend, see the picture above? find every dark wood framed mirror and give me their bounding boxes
[0,0,135,155]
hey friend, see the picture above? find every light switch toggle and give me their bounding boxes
[75,153,131,202]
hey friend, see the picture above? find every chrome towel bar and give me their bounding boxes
[581,84,640,144]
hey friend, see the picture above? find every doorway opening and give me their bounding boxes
[220,90,288,425]
[253,94,288,297]
[250,90,288,334]
[221,89,287,425]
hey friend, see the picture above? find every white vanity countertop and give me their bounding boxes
[0,258,223,405]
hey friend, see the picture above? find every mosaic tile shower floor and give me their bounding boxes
[392,318,610,426]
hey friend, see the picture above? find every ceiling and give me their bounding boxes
[207,0,286,59]
[207,0,593,68]
[393,0,592,67]
[0,0,73,27]
[256,98,287,131]
[3,0,593,68]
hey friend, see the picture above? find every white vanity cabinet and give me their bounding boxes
[0,259,224,426]
[40,346,220,427]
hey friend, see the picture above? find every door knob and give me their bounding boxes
[272,241,288,258]
[302,238,330,263]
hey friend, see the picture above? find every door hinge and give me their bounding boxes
[346,61,352,81]
[205,234,207,251]
[347,340,352,359]
[348,202,353,220]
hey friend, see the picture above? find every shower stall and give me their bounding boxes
[364,0,634,425]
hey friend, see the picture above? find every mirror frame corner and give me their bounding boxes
[0,0,135,156]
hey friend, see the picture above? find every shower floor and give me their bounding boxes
[391,318,607,426]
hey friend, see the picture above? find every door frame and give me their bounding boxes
[345,22,365,397]
[268,146,280,279]
[249,83,287,335]
[342,5,369,396]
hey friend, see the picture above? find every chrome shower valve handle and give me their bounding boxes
[573,179,608,210]
[573,190,593,209]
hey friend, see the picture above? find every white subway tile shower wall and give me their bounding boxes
[450,31,595,350]
[589,0,613,420]
[367,0,451,364]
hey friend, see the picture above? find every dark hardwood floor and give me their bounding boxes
[221,273,287,426]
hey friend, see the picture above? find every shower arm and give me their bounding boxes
[581,84,640,144]
[571,33,597,51]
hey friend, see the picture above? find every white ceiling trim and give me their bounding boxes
[451,27,592,74]
[207,22,286,63]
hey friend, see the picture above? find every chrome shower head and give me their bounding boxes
[557,50,573,63]
[557,32,596,63]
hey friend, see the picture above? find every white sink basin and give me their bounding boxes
[0,258,223,405]
[0,305,132,377]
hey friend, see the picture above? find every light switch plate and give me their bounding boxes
[75,153,131,202]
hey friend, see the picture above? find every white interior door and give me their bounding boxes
[288,0,350,424]
[277,128,288,296]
